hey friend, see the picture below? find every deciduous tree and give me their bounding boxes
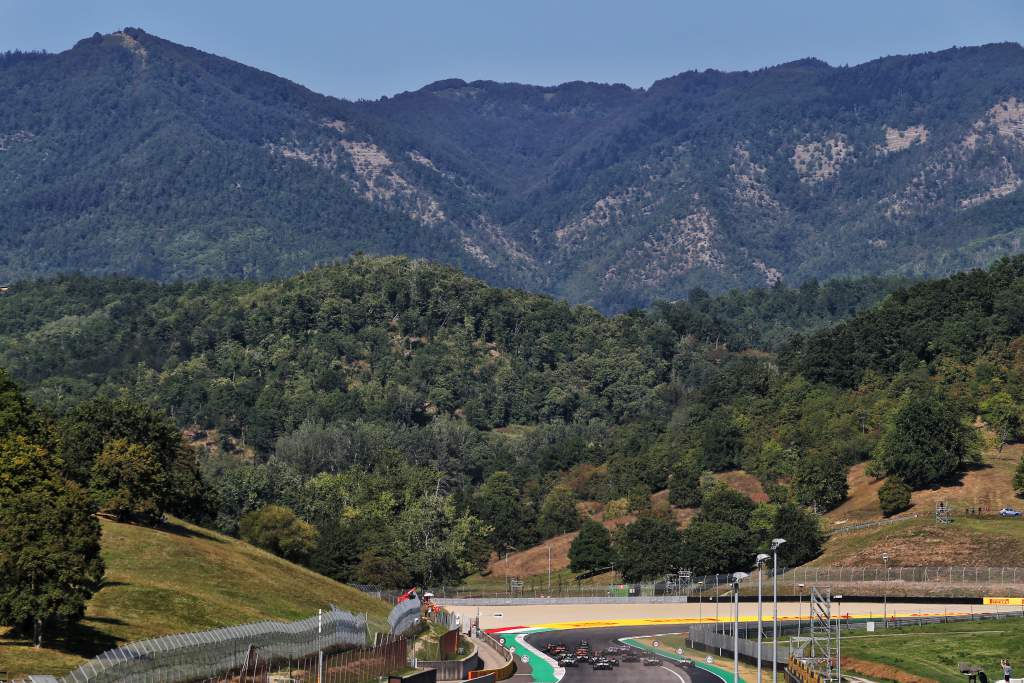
[0,436,104,647]
[90,439,167,523]
[568,519,614,573]
[871,390,981,489]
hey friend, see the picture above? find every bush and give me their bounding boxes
[603,497,629,520]
[878,477,912,517]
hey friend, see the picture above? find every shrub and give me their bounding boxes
[878,477,912,517]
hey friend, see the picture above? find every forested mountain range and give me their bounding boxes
[4,29,1024,310]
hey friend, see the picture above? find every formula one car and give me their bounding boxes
[622,652,641,663]
[643,657,662,666]
[675,657,694,669]
[593,659,613,671]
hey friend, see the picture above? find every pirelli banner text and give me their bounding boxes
[983,597,1024,605]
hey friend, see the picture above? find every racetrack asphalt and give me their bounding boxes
[524,624,728,683]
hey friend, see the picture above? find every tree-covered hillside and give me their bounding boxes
[2,256,1023,585]
[3,30,1024,310]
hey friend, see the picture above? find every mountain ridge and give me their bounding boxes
[4,29,1024,310]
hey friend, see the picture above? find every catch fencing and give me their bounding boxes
[388,598,423,635]
[776,565,1024,588]
[184,634,410,683]
[62,606,367,683]
[433,565,1024,601]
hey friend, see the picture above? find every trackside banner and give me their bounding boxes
[983,597,1024,605]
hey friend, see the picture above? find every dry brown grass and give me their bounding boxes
[844,656,940,683]
[714,470,769,503]
[812,515,1024,567]
[828,443,1023,529]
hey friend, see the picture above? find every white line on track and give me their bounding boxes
[660,665,690,683]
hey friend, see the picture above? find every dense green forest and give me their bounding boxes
[2,256,1023,595]
[3,30,1024,310]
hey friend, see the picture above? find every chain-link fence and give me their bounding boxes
[777,566,1024,586]
[61,606,367,683]
[182,632,410,683]
[433,565,1024,601]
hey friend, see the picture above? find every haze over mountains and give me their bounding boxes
[3,29,1024,310]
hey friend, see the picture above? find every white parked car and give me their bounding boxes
[999,507,1021,517]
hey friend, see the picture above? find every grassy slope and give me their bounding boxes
[840,617,1024,683]
[0,517,389,678]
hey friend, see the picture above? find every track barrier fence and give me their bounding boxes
[431,565,1024,601]
[17,599,428,683]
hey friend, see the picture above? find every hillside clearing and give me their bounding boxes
[828,443,1022,527]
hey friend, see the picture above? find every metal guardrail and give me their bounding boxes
[470,633,514,682]
[826,514,919,535]
[689,624,789,664]
[61,606,367,683]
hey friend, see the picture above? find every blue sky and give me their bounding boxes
[1,0,1022,101]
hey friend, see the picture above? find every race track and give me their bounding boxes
[522,624,730,683]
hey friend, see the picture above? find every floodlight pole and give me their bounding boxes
[756,554,770,683]
[797,583,805,641]
[882,553,889,628]
[835,594,844,683]
[694,581,705,648]
[771,538,786,683]
[732,572,748,683]
[318,607,323,683]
